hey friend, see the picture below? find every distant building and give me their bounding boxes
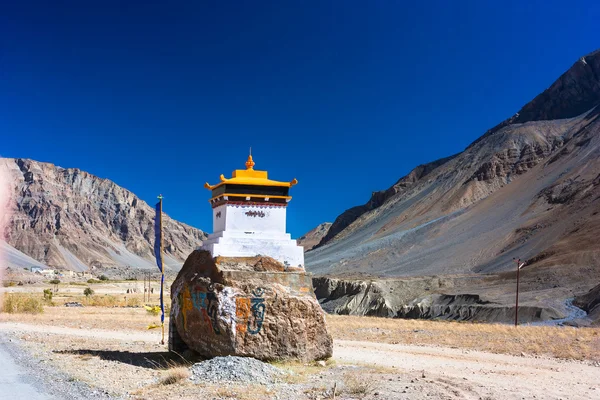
[40,269,56,276]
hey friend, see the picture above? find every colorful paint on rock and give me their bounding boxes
[175,284,267,339]
[235,297,251,335]
[248,288,266,334]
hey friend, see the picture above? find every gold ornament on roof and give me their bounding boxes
[245,154,255,170]
[204,151,298,191]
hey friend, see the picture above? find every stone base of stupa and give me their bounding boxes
[200,231,305,268]
[169,250,332,362]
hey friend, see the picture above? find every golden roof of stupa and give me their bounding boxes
[204,154,298,190]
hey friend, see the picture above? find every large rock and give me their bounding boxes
[169,250,333,361]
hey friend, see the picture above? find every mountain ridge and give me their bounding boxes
[1,157,206,273]
[305,49,600,284]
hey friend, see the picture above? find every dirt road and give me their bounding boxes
[1,321,598,399]
[335,340,599,400]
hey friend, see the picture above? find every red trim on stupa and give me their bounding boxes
[211,200,288,209]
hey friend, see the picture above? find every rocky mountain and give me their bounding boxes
[297,222,331,251]
[0,158,206,273]
[305,50,600,312]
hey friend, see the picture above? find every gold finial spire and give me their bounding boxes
[245,148,255,170]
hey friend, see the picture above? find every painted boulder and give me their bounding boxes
[169,250,333,361]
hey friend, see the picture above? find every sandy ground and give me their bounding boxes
[335,341,600,400]
[1,316,599,399]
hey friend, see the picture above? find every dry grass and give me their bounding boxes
[51,293,148,308]
[271,359,336,384]
[0,305,162,331]
[2,293,44,314]
[133,382,274,400]
[342,373,375,397]
[211,384,272,400]
[158,367,189,385]
[327,314,600,361]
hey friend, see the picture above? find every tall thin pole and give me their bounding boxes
[158,195,165,345]
[514,258,524,327]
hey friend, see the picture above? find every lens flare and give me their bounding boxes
[0,159,14,284]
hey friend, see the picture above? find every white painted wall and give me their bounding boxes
[213,204,286,234]
[212,204,227,233]
[204,203,304,268]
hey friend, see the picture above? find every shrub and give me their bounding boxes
[87,279,101,284]
[49,279,60,285]
[43,289,53,302]
[2,294,44,314]
[88,295,120,307]
[159,367,189,385]
[84,287,94,297]
[99,275,109,281]
[343,373,374,396]
[125,296,142,307]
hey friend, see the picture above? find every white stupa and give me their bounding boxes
[200,153,304,268]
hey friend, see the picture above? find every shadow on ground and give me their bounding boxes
[53,349,199,369]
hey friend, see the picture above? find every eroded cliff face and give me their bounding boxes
[1,158,206,271]
[312,276,572,324]
[574,284,600,326]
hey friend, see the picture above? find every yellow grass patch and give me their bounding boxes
[0,305,162,332]
[2,293,44,314]
[327,315,600,361]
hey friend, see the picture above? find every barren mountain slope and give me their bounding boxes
[1,158,206,272]
[297,222,331,251]
[306,50,600,280]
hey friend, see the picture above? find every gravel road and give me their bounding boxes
[0,338,51,400]
[0,332,113,400]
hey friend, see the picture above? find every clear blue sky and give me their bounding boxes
[1,1,598,237]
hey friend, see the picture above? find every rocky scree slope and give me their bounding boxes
[306,49,600,284]
[297,222,331,251]
[1,158,206,272]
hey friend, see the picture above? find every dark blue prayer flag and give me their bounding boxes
[154,200,165,326]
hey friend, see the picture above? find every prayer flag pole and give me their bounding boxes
[155,195,165,345]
